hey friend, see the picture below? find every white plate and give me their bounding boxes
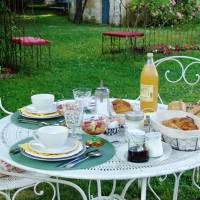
[29,139,80,154]
[20,142,84,159]
[21,145,86,161]
[116,142,172,166]
[19,106,61,119]
[110,99,168,116]
[25,104,57,114]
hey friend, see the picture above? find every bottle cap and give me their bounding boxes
[147,53,153,58]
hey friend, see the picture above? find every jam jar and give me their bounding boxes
[127,129,149,163]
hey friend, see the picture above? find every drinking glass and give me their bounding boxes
[63,102,83,139]
[73,88,92,110]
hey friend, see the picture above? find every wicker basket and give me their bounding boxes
[151,110,200,151]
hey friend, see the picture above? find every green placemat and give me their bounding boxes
[11,111,64,130]
[10,135,115,170]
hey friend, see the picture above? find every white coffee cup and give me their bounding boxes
[33,126,69,148]
[31,94,55,112]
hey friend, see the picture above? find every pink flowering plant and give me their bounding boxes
[129,0,200,27]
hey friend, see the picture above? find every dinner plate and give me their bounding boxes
[20,145,86,161]
[29,139,80,154]
[116,142,172,166]
[20,142,85,160]
[19,106,61,119]
[25,104,57,114]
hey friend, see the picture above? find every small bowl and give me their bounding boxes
[104,126,120,136]
[81,116,107,135]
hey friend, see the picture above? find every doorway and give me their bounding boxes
[102,0,110,24]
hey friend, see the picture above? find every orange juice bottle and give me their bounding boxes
[140,53,158,112]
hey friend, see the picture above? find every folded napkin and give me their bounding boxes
[0,160,24,177]
[19,107,58,117]
[19,140,80,158]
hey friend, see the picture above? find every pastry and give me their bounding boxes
[112,99,133,114]
[162,116,199,131]
[186,103,200,116]
[168,101,186,111]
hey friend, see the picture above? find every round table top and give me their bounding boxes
[0,100,200,180]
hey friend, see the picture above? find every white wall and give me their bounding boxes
[45,0,55,5]
[70,0,127,24]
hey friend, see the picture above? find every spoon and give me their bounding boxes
[58,150,102,168]
[65,151,102,169]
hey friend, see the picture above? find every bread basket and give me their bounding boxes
[151,110,200,151]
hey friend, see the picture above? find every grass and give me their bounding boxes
[0,11,200,200]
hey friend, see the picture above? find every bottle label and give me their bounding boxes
[140,84,153,102]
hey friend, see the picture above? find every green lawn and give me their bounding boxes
[0,11,200,200]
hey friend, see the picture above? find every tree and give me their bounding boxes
[74,0,88,24]
[4,0,30,12]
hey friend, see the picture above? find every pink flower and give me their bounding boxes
[170,0,176,6]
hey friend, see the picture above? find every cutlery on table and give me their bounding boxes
[18,118,65,126]
[9,147,20,155]
[57,149,101,168]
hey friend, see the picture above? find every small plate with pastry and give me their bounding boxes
[111,99,133,114]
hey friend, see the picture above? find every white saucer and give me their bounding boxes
[26,104,57,114]
[116,142,172,166]
[29,139,80,154]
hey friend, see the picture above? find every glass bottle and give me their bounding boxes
[95,80,110,116]
[140,53,158,112]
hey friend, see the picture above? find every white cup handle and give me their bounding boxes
[32,131,45,148]
[33,131,40,142]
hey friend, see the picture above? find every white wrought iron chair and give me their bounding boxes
[0,98,89,200]
[0,97,56,200]
[137,55,200,200]
[86,56,200,200]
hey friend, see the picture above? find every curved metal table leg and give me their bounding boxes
[147,178,161,200]
[56,177,61,200]
[141,178,147,200]
[192,168,200,190]
[0,191,10,200]
[173,171,184,200]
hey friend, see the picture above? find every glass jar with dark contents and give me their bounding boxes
[127,129,149,163]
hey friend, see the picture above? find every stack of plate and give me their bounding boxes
[19,138,86,161]
[19,104,61,119]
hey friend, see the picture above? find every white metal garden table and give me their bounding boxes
[0,100,200,200]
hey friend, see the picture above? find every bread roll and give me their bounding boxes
[168,101,186,111]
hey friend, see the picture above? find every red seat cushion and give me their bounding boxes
[12,36,50,46]
[103,31,144,38]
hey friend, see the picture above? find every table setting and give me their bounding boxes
[1,53,200,200]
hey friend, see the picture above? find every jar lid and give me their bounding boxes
[128,129,145,138]
[146,132,161,139]
[125,111,144,121]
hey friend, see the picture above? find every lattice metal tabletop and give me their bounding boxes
[0,101,200,200]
